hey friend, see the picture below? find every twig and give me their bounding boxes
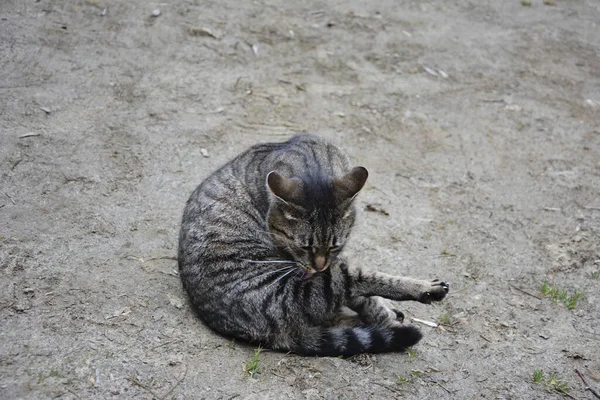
[4,192,16,205]
[270,370,286,378]
[158,269,179,277]
[64,388,81,399]
[145,256,178,262]
[372,382,405,394]
[127,377,161,399]
[412,318,438,328]
[11,159,22,170]
[575,369,600,399]
[126,255,177,263]
[365,204,390,216]
[152,340,174,349]
[560,390,577,400]
[435,381,453,394]
[559,391,576,399]
[160,363,188,400]
[481,99,506,103]
[479,334,491,343]
[509,284,542,300]
[0,83,45,89]
[19,132,41,138]
[332,383,352,391]
[574,202,600,211]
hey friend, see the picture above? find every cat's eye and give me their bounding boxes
[301,246,313,253]
[329,246,341,253]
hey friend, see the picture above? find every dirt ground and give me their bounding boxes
[1,0,599,398]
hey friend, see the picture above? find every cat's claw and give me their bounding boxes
[420,280,449,303]
[431,279,449,291]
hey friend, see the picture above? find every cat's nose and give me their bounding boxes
[313,253,327,271]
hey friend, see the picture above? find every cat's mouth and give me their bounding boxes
[301,264,329,279]
[301,271,313,280]
[301,265,317,280]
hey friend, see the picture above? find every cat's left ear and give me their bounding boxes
[333,166,368,201]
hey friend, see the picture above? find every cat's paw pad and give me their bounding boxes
[391,309,405,322]
[420,280,449,304]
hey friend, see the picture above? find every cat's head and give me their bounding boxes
[266,166,368,277]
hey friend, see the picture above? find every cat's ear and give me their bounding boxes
[267,171,302,204]
[333,166,368,201]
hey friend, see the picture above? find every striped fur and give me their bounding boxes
[178,134,448,356]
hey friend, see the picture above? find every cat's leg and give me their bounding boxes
[326,306,362,328]
[348,295,404,326]
[343,266,449,304]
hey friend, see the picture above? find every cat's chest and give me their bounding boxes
[303,268,346,312]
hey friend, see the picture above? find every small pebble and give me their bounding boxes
[200,148,210,158]
[13,304,26,312]
[151,9,161,17]
[505,104,522,112]
[188,27,217,39]
[423,66,438,77]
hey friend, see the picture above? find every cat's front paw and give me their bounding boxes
[419,279,449,304]
[391,309,405,323]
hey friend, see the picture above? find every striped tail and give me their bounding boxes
[287,325,422,357]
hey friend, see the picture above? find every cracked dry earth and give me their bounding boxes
[1,0,599,399]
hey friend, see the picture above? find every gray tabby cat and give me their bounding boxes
[178,134,448,356]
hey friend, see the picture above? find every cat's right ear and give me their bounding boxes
[267,171,302,204]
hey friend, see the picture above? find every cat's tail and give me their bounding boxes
[286,325,422,357]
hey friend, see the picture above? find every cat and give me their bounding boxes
[178,134,448,356]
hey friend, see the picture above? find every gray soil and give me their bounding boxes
[1,0,599,399]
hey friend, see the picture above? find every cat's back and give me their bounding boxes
[188,134,350,208]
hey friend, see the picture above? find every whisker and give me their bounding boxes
[249,265,296,281]
[242,259,298,264]
[229,265,295,290]
[265,267,298,289]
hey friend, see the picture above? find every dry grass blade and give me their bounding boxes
[160,363,188,400]
[510,284,542,300]
[19,132,42,138]
[575,369,600,399]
